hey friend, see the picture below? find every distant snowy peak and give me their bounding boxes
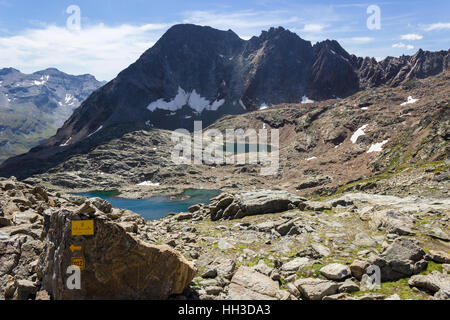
[147,87,225,113]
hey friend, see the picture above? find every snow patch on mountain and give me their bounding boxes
[351,124,368,143]
[367,140,389,153]
[33,75,50,86]
[147,87,225,113]
[301,96,314,104]
[401,96,418,106]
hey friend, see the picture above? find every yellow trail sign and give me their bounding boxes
[70,244,82,253]
[71,257,85,270]
[71,220,94,236]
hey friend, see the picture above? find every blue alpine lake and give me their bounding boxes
[77,189,221,221]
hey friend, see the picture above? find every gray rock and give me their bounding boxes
[229,267,279,300]
[320,263,351,281]
[354,232,377,247]
[281,257,311,272]
[296,175,332,190]
[201,268,218,279]
[38,208,195,300]
[428,227,450,241]
[218,239,234,250]
[311,243,330,257]
[369,210,415,235]
[252,260,272,276]
[408,271,450,293]
[350,260,369,280]
[429,250,450,264]
[339,279,359,293]
[294,278,340,300]
[369,237,427,281]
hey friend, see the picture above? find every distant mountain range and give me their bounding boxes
[0,67,104,162]
[0,24,448,178]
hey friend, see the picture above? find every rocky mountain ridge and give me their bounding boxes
[14,71,449,202]
[0,24,447,179]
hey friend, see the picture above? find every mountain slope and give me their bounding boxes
[0,24,448,179]
[0,67,103,162]
[21,71,450,201]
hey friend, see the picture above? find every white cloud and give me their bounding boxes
[0,23,171,81]
[392,42,405,48]
[392,42,415,50]
[400,33,422,40]
[183,10,300,30]
[423,22,450,31]
[341,37,374,44]
[301,24,327,32]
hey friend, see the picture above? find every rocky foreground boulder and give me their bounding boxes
[39,205,195,300]
[190,190,305,221]
[0,177,195,300]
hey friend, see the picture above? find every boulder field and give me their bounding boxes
[1,177,449,300]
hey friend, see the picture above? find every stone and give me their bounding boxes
[296,175,332,190]
[201,268,218,279]
[14,279,38,300]
[369,210,415,235]
[281,257,310,272]
[35,290,51,300]
[350,260,370,280]
[212,258,236,279]
[354,232,377,247]
[90,197,112,213]
[0,216,11,227]
[286,283,300,297]
[118,221,138,233]
[188,204,201,213]
[252,260,272,276]
[275,220,296,236]
[429,250,450,264]
[408,271,450,293]
[218,239,234,250]
[369,237,427,281]
[428,227,450,241]
[204,286,223,296]
[385,294,401,300]
[294,278,340,300]
[338,279,359,293]
[229,267,279,300]
[230,190,303,219]
[175,213,193,221]
[320,263,351,281]
[443,264,450,274]
[38,209,195,300]
[311,243,330,257]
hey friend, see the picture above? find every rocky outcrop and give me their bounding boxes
[0,178,195,300]
[408,271,450,299]
[369,238,428,281]
[193,190,305,221]
[229,267,279,300]
[39,205,195,300]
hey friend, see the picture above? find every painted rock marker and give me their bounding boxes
[71,257,85,270]
[71,220,94,236]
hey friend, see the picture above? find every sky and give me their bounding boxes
[0,0,449,81]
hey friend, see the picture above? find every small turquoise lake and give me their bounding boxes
[77,189,221,221]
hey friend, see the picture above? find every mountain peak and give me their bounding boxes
[0,67,21,76]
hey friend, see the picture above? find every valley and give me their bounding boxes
[0,23,448,301]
